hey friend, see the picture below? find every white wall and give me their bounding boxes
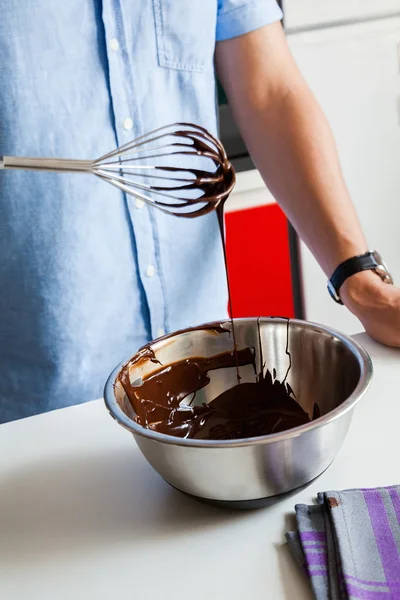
[283,0,400,31]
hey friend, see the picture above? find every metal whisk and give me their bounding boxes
[0,123,235,217]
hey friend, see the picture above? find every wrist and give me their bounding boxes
[340,270,389,312]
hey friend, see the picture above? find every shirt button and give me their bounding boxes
[110,38,120,52]
[135,198,145,209]
[157,328,165,337]
[123,117,133,131]
[146,265,156,277]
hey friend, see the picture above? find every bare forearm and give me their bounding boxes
[221,80,366,279]
[238,84,367,275]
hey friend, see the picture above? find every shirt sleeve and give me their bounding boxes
[216,0,283,42]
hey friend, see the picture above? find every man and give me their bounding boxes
[1,0,399,423]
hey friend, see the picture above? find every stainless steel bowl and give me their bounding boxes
[104,318,372,505]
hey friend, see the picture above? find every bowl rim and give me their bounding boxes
[104,317,373,448]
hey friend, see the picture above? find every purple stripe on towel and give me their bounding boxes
[308,567,328,576]
[363,489,400,599]
[346,583,392,599]
[389,488,400,526]
[306,553,328,566]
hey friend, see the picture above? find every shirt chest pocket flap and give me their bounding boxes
[153,0,217,72]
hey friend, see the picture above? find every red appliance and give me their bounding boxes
[225,203,296,319]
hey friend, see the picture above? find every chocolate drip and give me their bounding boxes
[216,202,241,383]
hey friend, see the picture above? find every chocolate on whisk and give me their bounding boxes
[0,122,236,218]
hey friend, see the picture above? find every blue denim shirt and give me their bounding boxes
[0,0,282,422]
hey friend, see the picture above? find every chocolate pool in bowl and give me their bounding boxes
[104,318,372,507]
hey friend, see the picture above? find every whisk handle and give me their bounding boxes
[0,156,93,173]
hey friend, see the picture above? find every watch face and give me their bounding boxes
[372,250,394,285]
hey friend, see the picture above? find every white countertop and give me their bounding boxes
[1,333,399,600]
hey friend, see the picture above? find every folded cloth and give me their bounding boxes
[286,486,400,600]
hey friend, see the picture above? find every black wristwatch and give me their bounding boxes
[327,250,393,304]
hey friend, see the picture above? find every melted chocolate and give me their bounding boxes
[118,344,316,440]
[117,124,320,440]
[150,126,236,218]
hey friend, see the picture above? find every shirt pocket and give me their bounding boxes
[153,0,217,72]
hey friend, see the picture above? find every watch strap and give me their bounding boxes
[328,252,379,304]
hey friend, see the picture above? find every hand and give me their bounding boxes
[341,270,400,347]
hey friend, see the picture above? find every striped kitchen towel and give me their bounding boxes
[286,486,400,599]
